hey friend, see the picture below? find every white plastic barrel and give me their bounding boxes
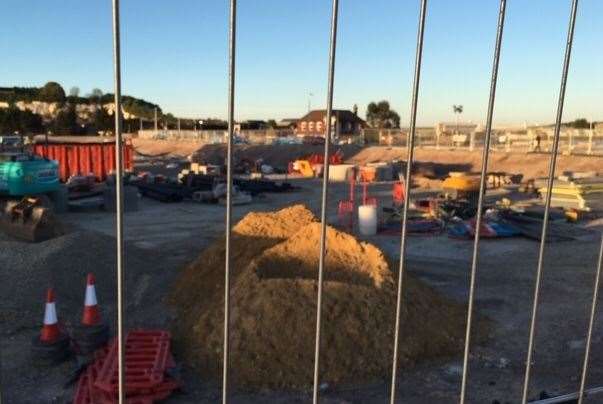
[328,164,356,181]
[358,205,378,236]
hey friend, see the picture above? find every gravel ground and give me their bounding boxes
[1,171,603,403]
[0,229,176,403]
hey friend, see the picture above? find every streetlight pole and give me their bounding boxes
[154,107,158,134]
[588,118,593,155]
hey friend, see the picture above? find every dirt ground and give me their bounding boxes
[1,145,603,403]
[132,139,603,180]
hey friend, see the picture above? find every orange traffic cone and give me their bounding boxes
[82,273,101,326]
[40,288,60,343]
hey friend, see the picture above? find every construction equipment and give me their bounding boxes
[291,159,315,177]
[289,150,345,178]
[442,172,481,206]
[0,196,62,242]
[0,152,59,196]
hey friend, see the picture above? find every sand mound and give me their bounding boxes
[171,205,473,389]
[169,205,317,311]
[232,205,317,238]
[254,223,390,288]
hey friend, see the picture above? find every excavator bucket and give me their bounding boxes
[0,197,62,242]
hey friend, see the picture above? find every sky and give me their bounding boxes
[0,0,601,126]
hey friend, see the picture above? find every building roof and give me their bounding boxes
[299,109,366,125]
[32,135,130,144]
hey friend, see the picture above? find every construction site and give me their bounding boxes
[0,135,602,403]
[2,0,603,403]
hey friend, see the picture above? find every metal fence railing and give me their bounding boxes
[459,1,507,402]
[521,1,579,401]
[110,0,126,401]
[363,128,603,155]
[101,0,603,403]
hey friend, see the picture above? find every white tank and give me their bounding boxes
[358,204,377,236]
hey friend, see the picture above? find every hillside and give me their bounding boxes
[0,82,161,120]
[0,82,164,135]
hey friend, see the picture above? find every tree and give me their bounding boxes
[52,104,79,135]
[38,81,66,103]
[366,100,400,128]
[88,88,104,104]
[91,88,103,98]
[266,119,277,128]
[91,107,113,134]
[452,104,463,132]
[0,105,44,134]
[568,118,590,129]
[69,86,80,97]
[353,104,358,116]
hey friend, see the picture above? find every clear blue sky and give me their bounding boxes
[1,0,600,126]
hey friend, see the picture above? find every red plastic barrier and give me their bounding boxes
[73,330,180,404]
[33,141,133,182]
[95,330,171,394]
[306,153,343,165]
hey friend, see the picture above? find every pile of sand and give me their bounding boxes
[169,205,317,313]
[170,205,473,389]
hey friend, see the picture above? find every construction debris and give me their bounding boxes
[137,182,187,203]
[538,174,603,211]
[448,216,520,239]
[170,205,475,389]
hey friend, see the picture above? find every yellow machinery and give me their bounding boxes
[0,196,62,242]
[292,160,315,178]
[442,172,481,206]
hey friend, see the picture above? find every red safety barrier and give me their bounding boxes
[392,181,405,206]
[95,330,173,395]
[305,150,343,165]
[73,330,180,404]
[33,141,133,182]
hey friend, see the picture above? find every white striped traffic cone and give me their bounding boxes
[40,288,60,343]
[81,273,101,326]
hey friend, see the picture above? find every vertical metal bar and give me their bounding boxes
[578,236,603,404]
[389,1,427,403]
[111,0,125,402]
[521,1,579,402]
[459,1,506,402]
[223,0,236,403]
[312,0,339,402]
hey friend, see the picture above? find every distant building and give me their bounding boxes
[238,120,268,130]
[296,109,366,137]
[276,118,298,129]
[435,122,479,136]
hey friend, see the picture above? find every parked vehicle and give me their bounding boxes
[302,135,325,145]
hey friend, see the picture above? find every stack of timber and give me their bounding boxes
[538,174,603,211]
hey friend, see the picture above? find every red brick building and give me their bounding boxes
[295,109,366,137]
